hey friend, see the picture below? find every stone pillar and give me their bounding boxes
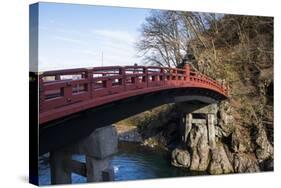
[207,114,216,149]
[184,113,192,142]
[86,157,114,182]
[71,125,117,182]
[49,125,118,184]
[50,150,72,184]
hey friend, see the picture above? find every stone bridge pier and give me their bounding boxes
[180,103,218,150]
[173,103,234,174]
[49,125,118,185]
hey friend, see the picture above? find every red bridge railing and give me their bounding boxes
[39,65,228,124]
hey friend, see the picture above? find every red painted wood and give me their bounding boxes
[39,65,228,125]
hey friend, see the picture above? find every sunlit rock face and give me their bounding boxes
[168,99,273,174]
[188,122,210,171]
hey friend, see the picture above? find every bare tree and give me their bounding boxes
[136,10,187,67]
[137,10,220,68]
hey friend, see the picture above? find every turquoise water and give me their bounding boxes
[39,142,207,185]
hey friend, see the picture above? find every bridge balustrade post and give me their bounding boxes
[105,77,112,91]
[55,75,61,81]
[143,67,148,88]
[39,74,44,112]
[173,69,177,81]
[131,76,136,85]
[167,68,171,82]
[87,69,93,99]
[64,82,73,104]
[120,67,126,90]
[159,68,164,85]
[156,69,160,84]
[184,64,190,81]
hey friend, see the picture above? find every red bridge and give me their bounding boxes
[38,65,228,154]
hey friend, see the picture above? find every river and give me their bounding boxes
[39,142,207,185]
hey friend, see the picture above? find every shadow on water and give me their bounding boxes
[38,141,207,185]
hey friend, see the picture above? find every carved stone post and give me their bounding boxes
[207,113,216,149]
[184,113,192,142]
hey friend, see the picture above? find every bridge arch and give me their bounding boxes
[38,65,228,154]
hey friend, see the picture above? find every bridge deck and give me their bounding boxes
[39,65,228,124]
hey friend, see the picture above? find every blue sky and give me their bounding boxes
[37,2,150,71]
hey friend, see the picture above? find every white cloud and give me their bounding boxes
[53,36,86,45]
[89,29,140,66]
[92,29,135,44]
[80,50,98,56]
[39,29,141,71]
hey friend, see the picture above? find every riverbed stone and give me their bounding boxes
[171,148,191,168]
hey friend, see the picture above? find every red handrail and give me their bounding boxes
[39,65,228,124]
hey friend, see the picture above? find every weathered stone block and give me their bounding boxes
[89,126,118,159]
[66,125,118,159]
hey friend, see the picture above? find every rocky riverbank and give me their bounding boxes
[118,98,273,175]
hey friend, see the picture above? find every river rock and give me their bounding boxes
[188,122,210,171]
[171,148,191,168]
[208,143,234,174]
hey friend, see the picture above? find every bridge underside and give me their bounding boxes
[39,87,226,155]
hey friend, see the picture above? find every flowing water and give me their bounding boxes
[39,142,207,185]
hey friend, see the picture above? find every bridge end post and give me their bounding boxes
[183,64,190,81]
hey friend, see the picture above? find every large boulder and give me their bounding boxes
[171,148,191,168]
